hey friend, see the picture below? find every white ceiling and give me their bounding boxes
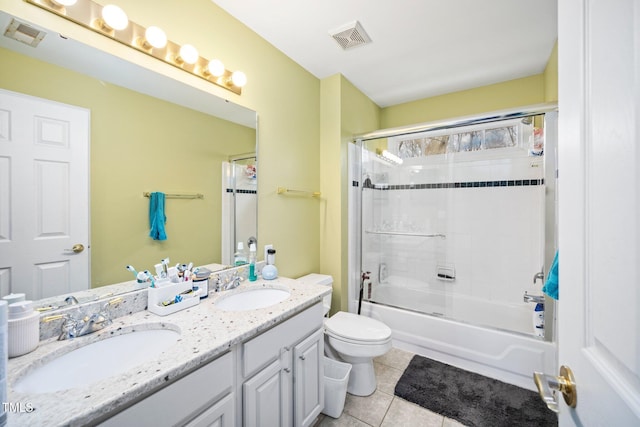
[212,0,558,107]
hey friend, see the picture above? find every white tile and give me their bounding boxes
[343,389,393,427]
[373,362,403,395]
[374,347,414,371]
[317,413,372,427]
[380,397,444,427]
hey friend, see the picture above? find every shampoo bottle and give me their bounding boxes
[248,243,257,281]
[533,302,544,338]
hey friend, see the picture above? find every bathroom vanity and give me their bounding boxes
[6,277,330,427]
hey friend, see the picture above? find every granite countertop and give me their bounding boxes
[6,277,330,427]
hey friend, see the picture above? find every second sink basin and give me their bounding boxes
[215,285,290,311]
[13,327,181,394]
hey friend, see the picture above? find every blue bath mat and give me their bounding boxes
[394,355,557,427]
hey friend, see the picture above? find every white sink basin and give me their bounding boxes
[215,286,290,311]
[13,328,180,394]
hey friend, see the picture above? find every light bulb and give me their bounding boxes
[178,44,199,65]
[231,71,247,87]
[144,26,167,49]
[206,59,225,77]
[101,5,128,31]
[50,0,78,6]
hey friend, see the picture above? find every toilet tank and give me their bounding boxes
[297,274,333,315]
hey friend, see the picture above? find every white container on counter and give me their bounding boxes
[8,301,40,358]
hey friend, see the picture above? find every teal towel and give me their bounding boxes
[149,192,167,241]
[543,250,559,300]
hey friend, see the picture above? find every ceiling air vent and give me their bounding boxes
[3,18,46,48]
[329,21,371,50]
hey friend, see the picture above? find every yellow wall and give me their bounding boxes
[1,0,559,302]
[380,74,546,128]
[544,41,558,102]
[319,75,380,313]
[1,0,322,282]
[0,48,255,286]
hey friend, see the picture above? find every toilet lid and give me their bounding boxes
[324,312,392,343]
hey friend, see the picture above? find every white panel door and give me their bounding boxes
[0,89,89,300]
[557,0,640,425]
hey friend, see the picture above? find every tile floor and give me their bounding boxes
[313,348,467,427]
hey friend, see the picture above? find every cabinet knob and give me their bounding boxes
[299,355,306,360]
[283,368,291,373]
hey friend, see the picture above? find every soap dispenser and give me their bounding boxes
[262,248,278,280]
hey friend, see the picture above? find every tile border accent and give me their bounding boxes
[357,179,544,190]
[226,188,257,194]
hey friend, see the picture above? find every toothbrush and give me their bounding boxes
[125,265,138,277]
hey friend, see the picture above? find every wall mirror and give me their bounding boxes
[0,10,258,307]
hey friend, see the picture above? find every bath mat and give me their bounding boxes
[394,355,557,427]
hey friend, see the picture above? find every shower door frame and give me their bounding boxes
[353,103,558,341]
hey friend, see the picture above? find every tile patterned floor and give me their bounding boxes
[313,348,468,427]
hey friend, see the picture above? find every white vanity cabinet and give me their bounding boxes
[241,302,324,427]
[99,351,235,427]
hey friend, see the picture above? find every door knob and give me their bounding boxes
[533,365,577,413]
[65,244,85,253]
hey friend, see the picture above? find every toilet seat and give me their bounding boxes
[324,312,392,344]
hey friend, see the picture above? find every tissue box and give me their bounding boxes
[147,280,199,316]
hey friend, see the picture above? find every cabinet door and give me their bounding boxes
[243,359,291,427]
[185,393,235,427]
[293,329,324,427]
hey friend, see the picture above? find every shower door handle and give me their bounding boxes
[533,365,577,412]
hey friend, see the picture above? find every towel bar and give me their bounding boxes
[143,192,204,199]
[276,187,321,197]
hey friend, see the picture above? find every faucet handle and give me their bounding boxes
[58,314,78,340]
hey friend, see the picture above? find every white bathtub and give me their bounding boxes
[357,283,556,390]
[370,281,535,335]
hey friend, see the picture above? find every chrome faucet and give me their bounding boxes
[523,291,545,304]
[533,270,545,284]
[223,273,243,291]
[56,298,120,340]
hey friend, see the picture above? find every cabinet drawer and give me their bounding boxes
[243,303,322,379]
[100,351,233,427]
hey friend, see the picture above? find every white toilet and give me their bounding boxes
[297,274,392,396]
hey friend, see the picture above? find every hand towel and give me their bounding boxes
[149,192,167,241]
[542,250,558,300]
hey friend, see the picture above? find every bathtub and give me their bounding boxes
[356,282,556,390]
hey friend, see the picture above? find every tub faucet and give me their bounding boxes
[533,270,545,284]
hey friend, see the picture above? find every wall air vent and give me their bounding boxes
[329,20,371,50]
[3,18,46,48]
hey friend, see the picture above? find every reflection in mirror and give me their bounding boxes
[221,153,258,266]
[0,11,257,306]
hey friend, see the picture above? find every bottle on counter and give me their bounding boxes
[248,243,257,281]
[234,242,247,266]
[262,248,278,280]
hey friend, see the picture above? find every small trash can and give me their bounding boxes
[322,356,352,418]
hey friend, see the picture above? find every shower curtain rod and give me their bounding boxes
[354,102,558,142]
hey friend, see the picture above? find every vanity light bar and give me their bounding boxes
[25,0,246,95]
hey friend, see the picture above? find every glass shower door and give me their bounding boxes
[358,112,555,338]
